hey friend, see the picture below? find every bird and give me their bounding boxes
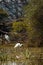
[14,43,23,48]
[4,34,10,42]
[16,55,20,59]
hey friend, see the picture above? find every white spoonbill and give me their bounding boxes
[14,43,23,48]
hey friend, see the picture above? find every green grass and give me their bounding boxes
[0,44,43,61]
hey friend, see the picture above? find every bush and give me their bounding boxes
[12,22,28,33]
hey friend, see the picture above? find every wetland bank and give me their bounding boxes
[0,44,43,65]
[0,0,43,65]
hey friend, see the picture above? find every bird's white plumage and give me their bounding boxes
[16,55,20,59]
[4,34,10,42]
[5,34,9,39]
[14,43,23,48]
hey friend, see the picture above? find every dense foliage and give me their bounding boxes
[12,0,43,46]
[0,0,43,46]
